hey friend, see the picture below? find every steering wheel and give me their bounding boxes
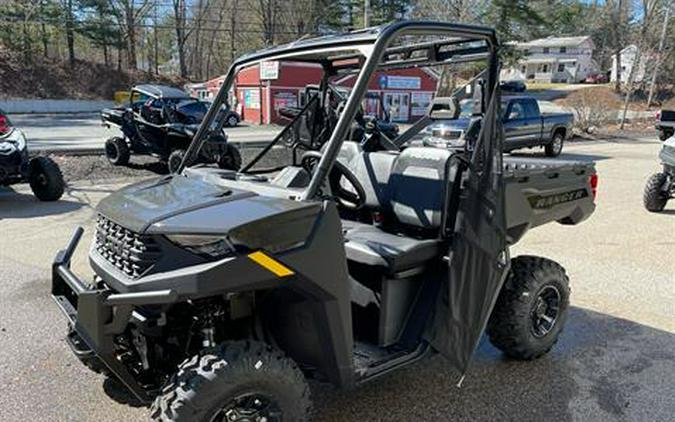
[300,151,366,210]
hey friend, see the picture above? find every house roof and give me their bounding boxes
[518,36,592,49]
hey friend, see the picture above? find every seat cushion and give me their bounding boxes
[342,221,441,273]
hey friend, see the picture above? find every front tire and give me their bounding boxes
[150,340,311,422]
[104,137,130,166]
[487,256,570,360]
[29,156,64,201]
[659,129,672,141]
[227,114,239,127]
[643,172,669,212]
[545,132,564,157]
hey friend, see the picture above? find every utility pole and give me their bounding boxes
[364,0,371,28]
[646,4,671,108]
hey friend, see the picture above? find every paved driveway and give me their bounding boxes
[0,138,673,421]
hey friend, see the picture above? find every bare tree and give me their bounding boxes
[619,0,662,129]
[646,3,671,107]
[108,0,153,70]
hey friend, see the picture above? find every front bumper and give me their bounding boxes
[51,227,176,403]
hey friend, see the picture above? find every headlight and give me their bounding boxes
[165,234,234,258]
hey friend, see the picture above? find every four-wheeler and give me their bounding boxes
[643,134,675,212]
[422,96,573,157]
[0,109,64,201]
[101,84,241,173]
[655,108,675,141]
[51,21,597,421]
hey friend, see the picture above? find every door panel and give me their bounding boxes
[428,86,510,375]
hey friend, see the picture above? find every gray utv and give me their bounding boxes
[643,135,675,212]
[52,21,597,421]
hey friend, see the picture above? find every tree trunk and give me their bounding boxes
[173,0,188,78]
[125,1,137,70]
[647,5,670,108]
[65,0,75,66]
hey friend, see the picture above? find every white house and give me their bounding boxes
[610,45,649,84]
[504,36,598,83]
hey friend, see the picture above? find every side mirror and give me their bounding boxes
[429,96,460,120]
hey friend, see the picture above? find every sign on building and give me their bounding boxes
[260,61,280,80]
[378,75,421,90]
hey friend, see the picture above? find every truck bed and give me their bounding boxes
[504,156,596,244]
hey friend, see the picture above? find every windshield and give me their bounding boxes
[181,22,499,200]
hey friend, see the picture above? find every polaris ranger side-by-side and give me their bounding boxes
[52,21,597,421]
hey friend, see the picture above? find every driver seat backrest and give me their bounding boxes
[387,147,454,232]
[346,150,398,209]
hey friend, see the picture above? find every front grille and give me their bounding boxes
[94,215,161,278]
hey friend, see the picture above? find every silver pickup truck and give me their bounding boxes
[423,96,573,157]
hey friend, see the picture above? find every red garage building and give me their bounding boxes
[188,61,438,125]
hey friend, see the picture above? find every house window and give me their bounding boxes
[558,64,565,72]
[521,65,527,73]
[543,47,550,54]
[560,47,567,53]
[542,64,549,73]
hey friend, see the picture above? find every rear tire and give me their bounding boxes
[487,256,570,360]
[545,132,564,157]
[29,156,64,201]
[218,143,242,171]
[104,137,130,166]
[643,172,669,212]
[659,129,672,141]
[150,340,311,422]
[168,149,186,174]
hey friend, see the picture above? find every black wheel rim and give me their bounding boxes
[210,393,282,422]
[530,285,561,338]
[229,116,238,126]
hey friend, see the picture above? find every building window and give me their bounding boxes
[558,64,565,72]
[523,49,530,55]
[560,47,567,53]
[521,65,527,73]
[543,47,550,54]
[542,64,549,73]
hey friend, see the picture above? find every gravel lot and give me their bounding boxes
[0,137,673,421]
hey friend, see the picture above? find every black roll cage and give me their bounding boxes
[180,20,499,201]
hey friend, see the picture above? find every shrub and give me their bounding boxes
[559,87,622,133]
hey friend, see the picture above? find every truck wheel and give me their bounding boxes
[227,114,239,127]
[168,149,186,174]
[545,132,564,157]
[29,156,65,201]
[150,340,311,422]
[218,144,242,171]
[104,137,130,166]
[643,172,669,212]
[487,256,570,360]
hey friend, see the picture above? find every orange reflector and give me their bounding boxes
[248,251,294,277]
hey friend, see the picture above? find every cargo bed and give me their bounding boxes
[504,156,596,244]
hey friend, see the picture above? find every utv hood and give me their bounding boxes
[96,175,321,250]
[96,175,256,233]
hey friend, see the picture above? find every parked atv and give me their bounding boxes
[52,22,597,421]
[0,109,64,201]
[101,84,241,173]
[643,134,675,212]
